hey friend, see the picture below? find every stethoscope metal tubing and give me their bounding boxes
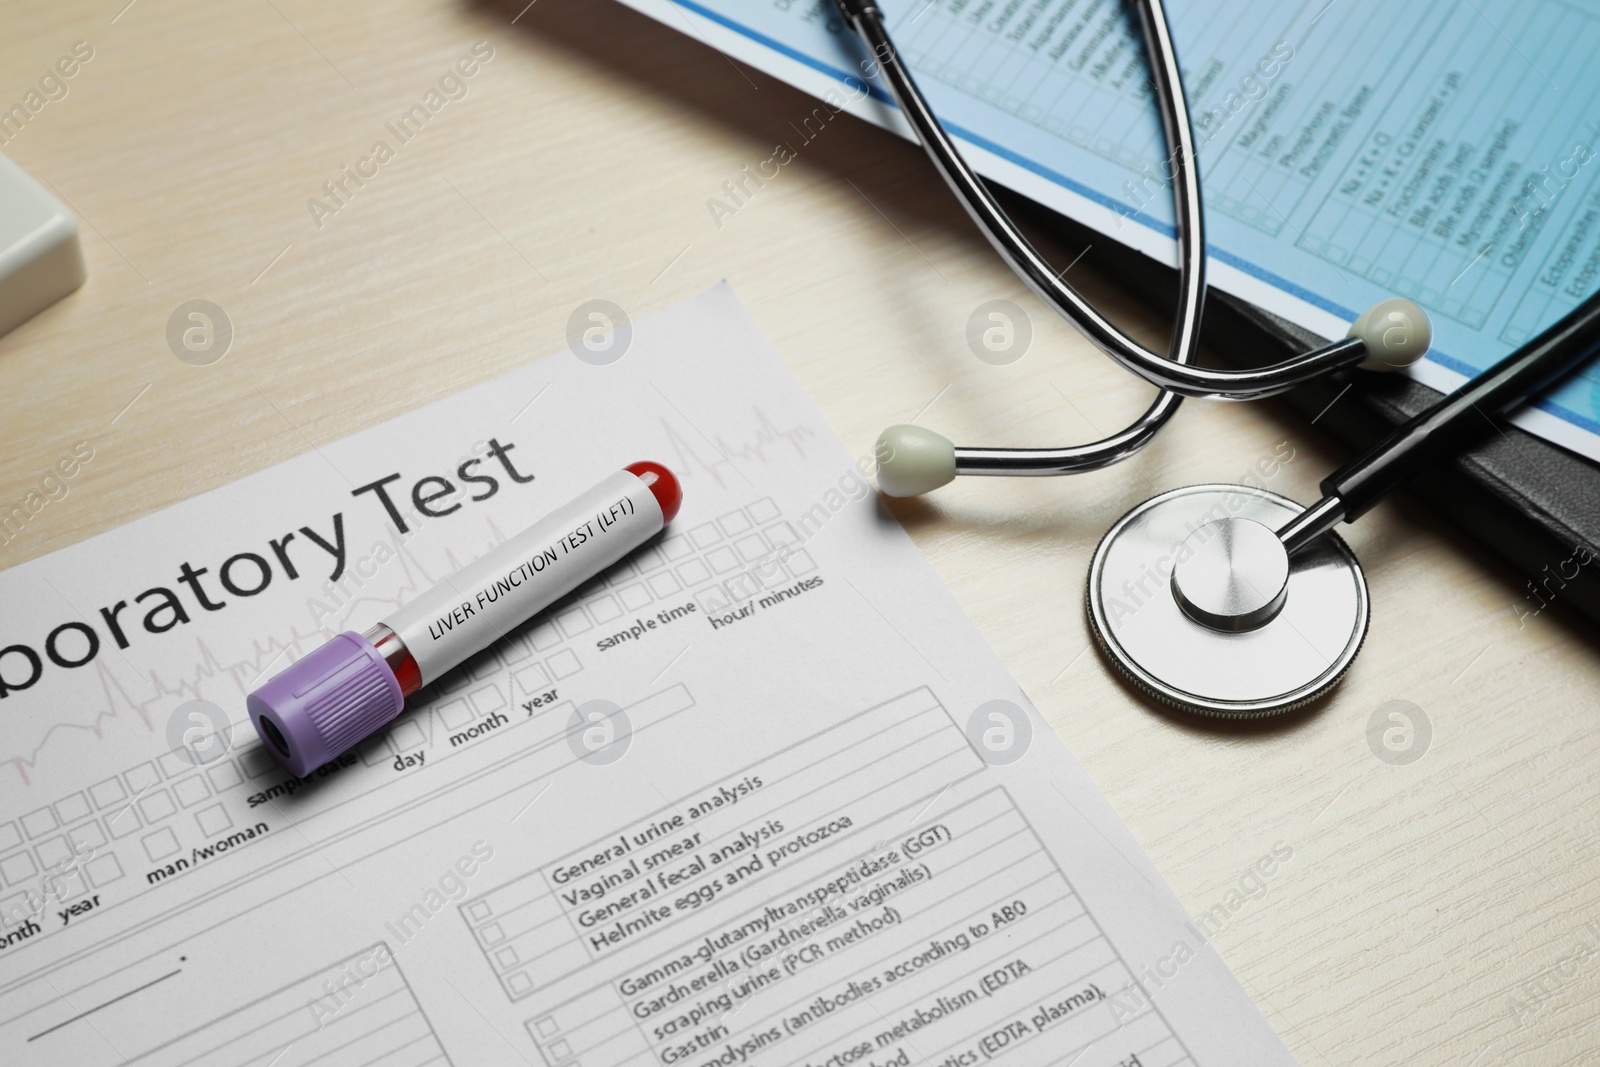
[835,0,1369,400]
[837,0,1198,480]
[951,392,1182,476]
[951,336,1361,477]
[1277,496,1345,557]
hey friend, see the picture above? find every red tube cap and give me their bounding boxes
[626,461,682,523]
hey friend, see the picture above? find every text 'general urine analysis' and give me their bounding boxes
[457,690,1188,1067]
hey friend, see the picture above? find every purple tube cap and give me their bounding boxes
[247,631,404,776]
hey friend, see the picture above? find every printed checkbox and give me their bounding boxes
[785,549,817,575]
[696,587,730,614]
[142,827,180,862]
[468,647,503,679]
[239,749,274,779]
[647,572,680,597]
[67,821,106,852]
[390,721,426,752]
[706,546,739,574]
[54,792,91,824]
[85,853,124,888]
[0,851,37,886]
[747,498,779,523]
[196,803,232,836]
[471,685,506,715]
[440,699,474,729]
[618,582,651,610]
[514,664,551,695]
[534,1016,560,1037]
[689,522,722,547]
[479,922,505,944]
[53,869,87,902]
[675,559,712,586]
[158,751,191,780]
[466,900,492,922]
[717,510,751,536]
[0,823,18,853]
[661,535,692,561]
[139,790,176,824]
[557,608,592,637]
[21,807,57,839]
[206,761,242,793]
[507,972,533,995]
[547,650,581,680]
[588,594,622,623]
[0,892,30,926]
[549,1039,572,1060]
[174,777,210,809]
[527,621,561,651]
[556,604,595,639]
[36,837,72,869]
[734,533,767,561]
[105,806,141,839]
[496,947,519,968]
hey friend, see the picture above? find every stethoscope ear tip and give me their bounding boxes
[875,424,957,498]
[1350,297,1432,371]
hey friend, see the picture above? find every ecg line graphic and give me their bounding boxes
[661,405,818,489]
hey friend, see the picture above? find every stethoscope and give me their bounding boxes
[836,0,1600,716]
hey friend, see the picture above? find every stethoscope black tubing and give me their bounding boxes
[1322,288,1600,522]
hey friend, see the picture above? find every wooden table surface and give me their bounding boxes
[3,1,1598,1063]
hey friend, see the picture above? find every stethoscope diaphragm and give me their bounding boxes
[1087,484,1368,718]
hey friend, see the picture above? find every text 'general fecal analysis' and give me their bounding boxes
[459,690,1185,1067]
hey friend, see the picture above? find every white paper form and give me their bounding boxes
[0,286,1295,1066]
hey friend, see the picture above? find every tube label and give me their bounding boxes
[390,470,664,682]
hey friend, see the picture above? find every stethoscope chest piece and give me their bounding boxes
[1087,484,1368,718]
